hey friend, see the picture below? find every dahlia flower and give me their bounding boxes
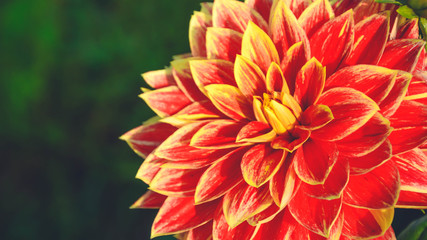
[122,0,427,239]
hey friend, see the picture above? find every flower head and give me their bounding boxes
[122,0,427,239]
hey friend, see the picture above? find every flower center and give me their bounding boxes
[254,91,302,135]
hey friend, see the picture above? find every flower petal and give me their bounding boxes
[298,0,334,38]
[396,190,427,208]
[342,204,394,239]
[293,138,339,184]
[205,84,254,120]
[140,86,192,117]
[396,18,419,39]
[294,57,326,109]
[130,190,167,209]
[378,39,425,73]
[312,87,379,141]
[393,148,427,193]
[190,59,236,95]
[406,71,427,105]
[142,68,176,89]
[223,182,273,228]
[190,119,248,149]
[388,126,427,155]
[378,71,411,118]
[195,147,247,204]
[213,202,256,240]
[347,139,392,175]
[286,0,313,19]
[135,154,165,184]
[234,55,266,99]
[241,21,279,73]
[288,189,342,237]
[300,104,334,130]
[241,143,286,187]
[310,10,354,76]
[189,11,212,57]
[205,27,243,62]
[344,12,389,66]
[236,121,275,143]
[244,0,273,21]
[281,41,311,94]
[151,197,219,238]
[150,167,206,197]
[187,221,213,240]
[269,157,298,208]
[270,0,309,59]
[169,100,225,122]
[266,62,288,94]
[343,160,400,209]
[171,58,206,102]
[212,0,268,33]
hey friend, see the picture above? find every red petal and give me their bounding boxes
[205,27,242,62]
[299,159,349,199]
[195,147,247,204]
[171,58,206,102]
[287,0,312,18]
[393,148,427,193]
[270,0,309,59]
[269,157,298,208]
[347,139,392,175]
[294,57,326,109]
[396,18,419,39]
[298,0,334,38]
[266,62,287,93]
[368,227,396,240]
[205,84,254,121]
[288,189,342,237]
[142,68,176,89]
[241,143,286,187]
[246,203,281,226]
[293,138,339,184]
[336,113,391,157]
[121,122,177,158]
[333,0,359,17]
[281,41,311,94]
[171,100,225,121]
[406,71,427,105]
[313,87,379,141]
[189,11,212,57]
[326,65,397,104]
[140,86,192,117]
[388,126,427,155]
[212,0,268,33]
[234,55,266,99]
[396,190,427,208]
[236,121,275,143]
[135,154,164,184]
[344,12,389,66]
[222,182,273,228]
[130,190,167,209]
[150,167,206,197]
[212,202,256,240]
[187,221,213,240]
[300,104,334,130]
[190,120,247,149]
[379,71,411,118]
[389,100,427,129]
[151,197,219,238]
[343,160,400,209]
[241,21,279,73]
[270,127,310,152]
[378,39,425,73]
[310,10,354,76]
[189,59,236,93]
[244,0,273,21]
[342,204,394,239]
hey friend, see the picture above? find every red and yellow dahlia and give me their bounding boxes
[122,0,427,239]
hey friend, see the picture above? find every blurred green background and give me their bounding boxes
[0,0,424,239]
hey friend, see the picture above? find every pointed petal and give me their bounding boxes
[300,104,334,130]
[236,121,275,143]
[150,167,206,197]
[312,87,379,141]
[348,139,393,175]
[342,204,394,239]
[271,127,310,152]
[205,84,254,120]
[140,86,192,117]
[195,147,247,204]
[396,191,427,208]
[247,203,282,226]
[213,202,256,240]
[293,138,339,184]
[161,157,222,170]
[170,100,225,122]
[299,159,349,200]
[396,18,419,39]
[379,71,411,118]
[190,120,248,149]
[393,148,427,193]
[266,62,288,94]
[142,68,176,89]
[269,157,298,208]
[326,65,397,104]
[130,190,167,209]
[368,227,396,240]
[171,58,206,101]
[287,0,313,18]
[298,0,334,38]
[270,0,309,59]
[280,41,311,94]
[288,190,342,237]
[189,11,212,57]
[310,10,354,76]
[333,0,359,17]
[378,39,425,73]
[121,122,177,158]
[151,197,219,238]
[234,55,266,99]
[241,21,279,73]
[212,0,268,33]
[343,160,400,209]
[205,27,243,62]
[294,57,326,109]
[345,12,389,66]
[135,154,165,184]
[406,71,427,105]
[388,126,427,155]
[336,113,392,157]
[187,221,213,240]
[223,182,273,228]
[244,0,274,21]
[241,143,286,187]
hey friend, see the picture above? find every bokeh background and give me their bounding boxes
[0,0,424,239]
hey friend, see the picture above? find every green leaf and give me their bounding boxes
[397,5,419,19]
[398,214,427,240]
[420,17,427,39]
[375,0,404,5]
